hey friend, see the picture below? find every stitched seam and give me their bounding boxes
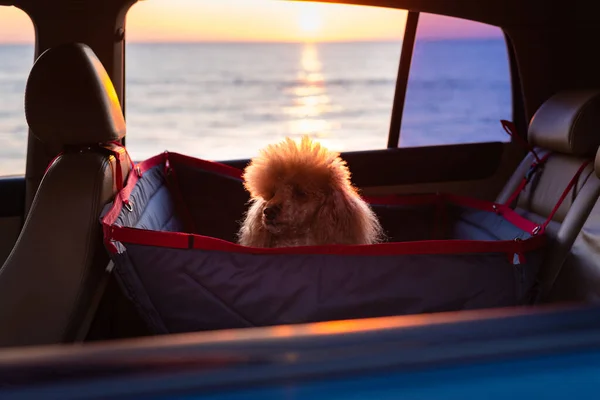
[181,269,256,327]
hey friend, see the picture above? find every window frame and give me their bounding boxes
[387,11,523,149]
[387,11,419,148]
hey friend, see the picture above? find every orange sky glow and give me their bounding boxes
[0,1,502,44]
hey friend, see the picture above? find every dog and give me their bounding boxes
[237,136,384,248]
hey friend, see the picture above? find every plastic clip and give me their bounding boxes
[124,200,134,212]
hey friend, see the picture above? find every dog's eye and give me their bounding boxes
[293,187,307,199]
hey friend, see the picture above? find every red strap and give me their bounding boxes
[504,152,552,207]
[107,147,125,192]
[107,224,546,256]
[44,142,133,180]
[101,144,134,253]
[501,120,541,163]
[109,141,135,173]
[538,159,592,233]
[106,145,135,211]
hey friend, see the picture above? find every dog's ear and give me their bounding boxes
[315,190,383,245]
[238,199,271,247]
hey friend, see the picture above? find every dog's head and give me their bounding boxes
[242,136,356,242]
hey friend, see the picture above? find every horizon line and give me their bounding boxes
[0,37,504,46]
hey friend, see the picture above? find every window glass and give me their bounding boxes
[400,13,511,147]
[125,0,407,161]
[0,6,34,176]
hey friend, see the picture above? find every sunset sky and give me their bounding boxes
[0,1,502,44]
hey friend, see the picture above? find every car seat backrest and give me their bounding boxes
[495,90,600,300]
[547,148,600,302]
[0,43,131,347]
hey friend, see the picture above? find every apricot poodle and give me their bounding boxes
[237,136,384,248]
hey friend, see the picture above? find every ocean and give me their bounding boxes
[0,40,511,176]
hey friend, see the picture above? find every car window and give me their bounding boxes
[399,13,511,147]
[0,6,34,176]
[124,0,407,161]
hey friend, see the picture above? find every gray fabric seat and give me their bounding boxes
[0,43,131,347]
[495,90,600,301]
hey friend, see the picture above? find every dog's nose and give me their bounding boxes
[263,205,280,221]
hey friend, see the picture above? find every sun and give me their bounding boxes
[298,6,323,37]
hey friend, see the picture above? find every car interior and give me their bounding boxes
[1,0,600,395]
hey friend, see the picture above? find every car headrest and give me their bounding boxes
[528,90,600,157]
[24,43,126,147]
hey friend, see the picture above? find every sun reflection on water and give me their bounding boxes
[284,43,341,149]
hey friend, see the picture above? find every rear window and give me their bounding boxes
[123,2,512,162]
[124,0,407,161]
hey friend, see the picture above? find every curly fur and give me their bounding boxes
[237,136,384,248]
